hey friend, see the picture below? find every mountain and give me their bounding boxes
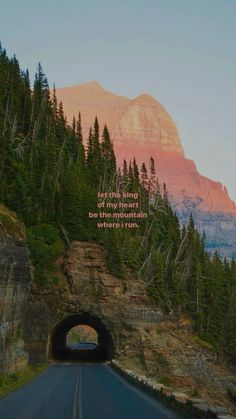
[55,81,129,134]
[56,81,236,257]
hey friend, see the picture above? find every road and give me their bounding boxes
[68,343,97,350]
[0,364,185,419]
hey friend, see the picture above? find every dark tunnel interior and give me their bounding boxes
[50,313,114,362]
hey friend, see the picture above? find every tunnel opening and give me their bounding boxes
[66,324,98,350]
[49,313,114,362]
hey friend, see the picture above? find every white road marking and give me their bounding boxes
[78,365,83,419]
[72,366,80,419]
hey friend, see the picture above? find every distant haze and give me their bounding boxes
[1,0,235,200]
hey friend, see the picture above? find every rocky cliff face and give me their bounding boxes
[0,205,31,373]
[24,241,163,363]
[56,81,236,257]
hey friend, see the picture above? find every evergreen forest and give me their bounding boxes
[0,45,236,360]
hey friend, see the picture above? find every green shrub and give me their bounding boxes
[227,385,236,403]
[27,223,63,285]
[0,210,25,239]
[192,334,215,351]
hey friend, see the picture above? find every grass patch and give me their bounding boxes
[155,353,172,386]
[227,385,236,403]
[0,364,47,398]
[0,204,25,240]
[191,334,215,351]
[158,373,172,387]
[191,388,200,398]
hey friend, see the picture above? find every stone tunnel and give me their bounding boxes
[23,242,163,365]
[49,313,114,361]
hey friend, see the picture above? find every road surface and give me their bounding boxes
[68,343,97,350]
[0,364,185,419]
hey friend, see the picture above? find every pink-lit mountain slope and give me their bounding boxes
[56,82,236,256]
[56,81,236,215]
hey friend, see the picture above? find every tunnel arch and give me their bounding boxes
[48,313,114,362]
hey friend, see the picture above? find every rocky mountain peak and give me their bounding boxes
[112,92,184,155]
[55,81,236,220]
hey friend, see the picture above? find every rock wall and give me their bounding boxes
[23,241,163,364]
[0,205,31,373]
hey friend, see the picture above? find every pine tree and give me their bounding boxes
[86,118,102,185]
[76,112,85,168]
[100,124,116,186]
[141,162,148,188]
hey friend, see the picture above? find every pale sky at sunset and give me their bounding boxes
[1,0,236,200]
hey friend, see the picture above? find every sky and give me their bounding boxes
[1,0,236,200]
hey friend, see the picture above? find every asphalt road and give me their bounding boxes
[0,364,185,419]
[69,343,97,350]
